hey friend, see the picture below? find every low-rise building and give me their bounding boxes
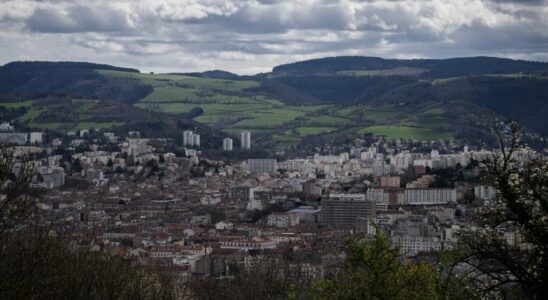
[404,188,456,205]
[267,212,299,228]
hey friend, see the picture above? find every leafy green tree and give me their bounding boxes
[310,233,439,300]
[71,158,82,173]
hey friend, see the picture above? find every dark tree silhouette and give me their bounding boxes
[459,122,548,299]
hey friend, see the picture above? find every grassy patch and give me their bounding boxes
[334,106,363,116]
[284,127,337,136]
[423,107,445,115]
[431,77,466,85]
[306,115,351,126]
[76,100,98,113]
[28,121,125,130]
[337,68,426,77]
[142,87,199,101]
[231,108,306,128]
[75,122,125,130]
[358,125,453,140]
[28,122,70,129]
[363,109,400,120]
[97,69,259,90]
[0,100,34,109]
[137,103,266,115]
[337,70,383,76]
[484,73,548,80]
[19,107,43,121]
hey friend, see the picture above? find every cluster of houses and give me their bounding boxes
[3,122,531,281]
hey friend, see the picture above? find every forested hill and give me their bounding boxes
[0,57,546,150]
[178,70,240,80]
[259,56,548,136]
[0,61,149,104]
[1,61,139,73]
[271,56,548,78]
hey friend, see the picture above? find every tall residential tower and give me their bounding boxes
[240,131,251,149]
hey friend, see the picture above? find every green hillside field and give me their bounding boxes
[97,68,461,148]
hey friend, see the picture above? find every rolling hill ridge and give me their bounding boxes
[0,57,546,151]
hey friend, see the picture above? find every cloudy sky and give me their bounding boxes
[1,0,547,74]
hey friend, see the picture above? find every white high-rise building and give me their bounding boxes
[474,185,497,201]
[127,138,148,156]
[223,138,233,151]
[29,132,43,144]
[192,133,200,147]
[240,131,251,149]
[183,130,200,147]
[183,130,194,146]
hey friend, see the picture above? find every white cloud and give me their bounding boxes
[0,0,545,74]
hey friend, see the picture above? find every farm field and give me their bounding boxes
[284,127,338,136]
[0,100,34,108]
[0,100,42,121]
[0,99,128,131]
[26,122,125,130]
[358,125,453,140]
[74,122,125,130]
[337,67,426,77]
[97,69,462,149]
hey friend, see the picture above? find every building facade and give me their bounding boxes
[321,193,376,226]
[247,159,277,174]
[240,131,251,149]
[267,212,299,228]
[223,138,233,151]
[404,189,457,205]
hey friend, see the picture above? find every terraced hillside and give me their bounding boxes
[1,57,546,152]
[0,98,126,130]
[0,95,228,149]
[96,70,365,150]
[94,69,523,150]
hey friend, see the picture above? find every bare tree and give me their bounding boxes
[0,145,35,237]
[459,122,548,299]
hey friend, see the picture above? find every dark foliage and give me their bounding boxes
[180,107,204,119]
[0,234,178,300]
[272,56,548,78]
[0,145,180,300]
[0,61,152,104]
[179,70,241,80]
[248,78,318,104]
[275,75,415,104]
[459,123,548,299]
[375,77,548,135]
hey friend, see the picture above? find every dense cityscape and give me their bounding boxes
[1,120,542,296]
[1,0,547,299]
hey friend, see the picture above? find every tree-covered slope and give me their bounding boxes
[271,56,548,78]
[0,61,152,104]
[372,76,548,135]
[0,57,546,149]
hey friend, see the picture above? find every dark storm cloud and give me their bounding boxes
[450,21,548,52]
